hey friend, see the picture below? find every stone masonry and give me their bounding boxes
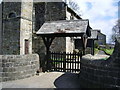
[2,2,33,55]
[0,54,39,82]
[33,2,79,55]
[32,2,67,68]
[0,1,39,82]
[79,37,120,88]
[33,2,66,55]
[0,3,2,54]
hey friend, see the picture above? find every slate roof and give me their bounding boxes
[36,19,91,37]
[74,30,98,40]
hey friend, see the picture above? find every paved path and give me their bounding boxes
[98,50,106,55]
[1,72,81,89]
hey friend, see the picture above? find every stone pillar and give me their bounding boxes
[20,2,33,55]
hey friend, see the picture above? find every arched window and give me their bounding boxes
[8,12,16,18]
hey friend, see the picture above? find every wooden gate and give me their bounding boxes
[50,52,82,73]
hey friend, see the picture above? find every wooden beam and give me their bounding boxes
[91,40,94,55]
[42,36,55,52]
[41,36,55,72]
[81,35,88,55]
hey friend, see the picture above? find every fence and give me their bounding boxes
[50,52,81,73]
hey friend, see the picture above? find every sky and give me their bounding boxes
[0,0,118,43]
[68,0,118,43]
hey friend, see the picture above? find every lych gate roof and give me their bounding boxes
[74,30,98,40]
[36,19,91,37]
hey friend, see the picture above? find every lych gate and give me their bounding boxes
[36,20,91,72]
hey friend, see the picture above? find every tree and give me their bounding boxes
[111,19,120,42]
[68,1,80,11]
[106,19,120,66]
[68,0,81,16]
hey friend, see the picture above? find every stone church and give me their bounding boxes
[0,1,82,55]
[0,1,84,81]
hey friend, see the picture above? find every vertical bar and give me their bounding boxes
[63,52,66,72]
[52,52,55,71]
[72,53,74,73]
[48,51,52,71]
[52,52,53,71]
[54,52,56,71]
[77,53,80,72]
[56,53,58,71]
[62,52,64,72]
[92,40,94,55]
[65,52,67,72]
[75,52,77,73]
[52,52,54,71]
[67,53,69,72]
[59,52,61,71]
[58,52,60,72]
[61,52,63,72]
[60,52,62,72]
[70,52,72,72]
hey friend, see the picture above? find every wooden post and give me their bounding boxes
[41,36,55,72]
[81,36,88,55]
[92,40,94,55]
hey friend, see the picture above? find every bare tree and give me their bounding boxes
[111,19,120,42]
[68,0,80,15]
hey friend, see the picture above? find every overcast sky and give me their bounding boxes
[71,0,118,43]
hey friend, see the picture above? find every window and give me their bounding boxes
[8,12,16,18]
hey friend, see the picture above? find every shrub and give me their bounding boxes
[94,43,99,48]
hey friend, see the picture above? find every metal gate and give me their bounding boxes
[50,52,82,73]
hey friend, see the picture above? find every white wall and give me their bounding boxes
[66,37,75,53]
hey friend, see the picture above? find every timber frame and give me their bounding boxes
[36,20,92,71]
[37,33,89,71]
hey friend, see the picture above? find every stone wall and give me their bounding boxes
[0,3,2,54]
[50,37,66,52]
[79,54,120,88]
[45,2,66,52]
[2,18,20,54]
[2,2,33,55]
[33,2,67,64]
[0,54,39,82]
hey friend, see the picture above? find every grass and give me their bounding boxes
[94,48,99,54]
[101,57,109,60]
[99,48,114,55]
[103,49,114,55]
